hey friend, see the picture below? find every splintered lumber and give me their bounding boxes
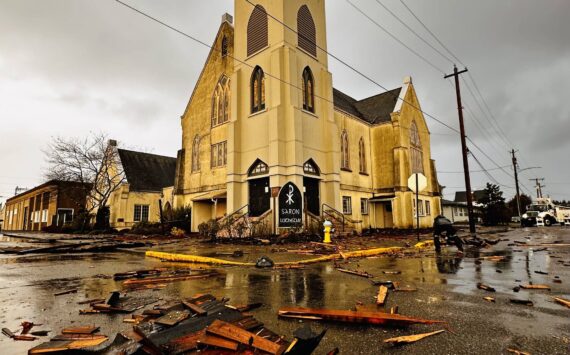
[507,348,531,355]
[384,330,445,345]
[51,334,107,341]
[54,289,78,296]
[335,267,373,278]
[183,301,207,316]
[28,337,108,353]
[122,272,217,286]
[376,286,388,306]
[553,297,570,308]
[477,283,496,292]
[520,284,550,290]
[198,333,239,351]
[155,310,190,327]
[206,319,282,355]
[483,297,496,303]
[2,328,36,341]
[62,326,99,335]
[278,307,444,326]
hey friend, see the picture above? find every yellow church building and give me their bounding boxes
[172,0,442,233]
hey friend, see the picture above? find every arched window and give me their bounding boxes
[297,5,316,56]
[248,159,269,176]
[191,135,200,172]
[221,36,228,57]
[341,130,350,170]
[302,67,315,113]
[303,159,320,176]
[410,121,424,173]
[247,5,268,57]
[212,76,230,126]
[251,66,265,113]
[359,137,366,173]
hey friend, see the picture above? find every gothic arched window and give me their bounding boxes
[297,5,316,56]
[191,135,200,172]
[341,130,350,170]
[359,137,366,173]
[410,121,424,174]
[302,67,315,113]
[251,66,266,113]
[247,5,268,57]
[248,159,269,176]
[303,159,320,176]
[212,76,230,126]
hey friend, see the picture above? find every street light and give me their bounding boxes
[519,166,541,173]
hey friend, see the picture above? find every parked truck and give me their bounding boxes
[521,198,570,227]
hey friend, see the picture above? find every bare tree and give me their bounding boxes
[44,133,126,229]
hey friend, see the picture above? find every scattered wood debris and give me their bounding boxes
[483,297,496,303]
[384,329,445,345]
[510,299,534,306]
[507,348,531,355]
[278,307,444,326]
[54,289,78,296]
[62,326,99,335]
[335,267,373,278]
[2,327,36,341]
[477,283,496,292]
[553,297,570,308]
[520,284,550,290]
[376,286,388,306]
[383,271,402,275]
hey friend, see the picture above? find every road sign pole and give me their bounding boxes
[416,174,420,242]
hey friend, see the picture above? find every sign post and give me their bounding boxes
[408,173,427,241]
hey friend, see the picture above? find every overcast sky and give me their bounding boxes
[1,0,569,206]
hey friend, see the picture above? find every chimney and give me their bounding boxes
[222,13,233,25]
[108,139,118,147]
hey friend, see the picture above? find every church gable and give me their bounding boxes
[332,87,401,125]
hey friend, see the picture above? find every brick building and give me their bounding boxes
[2,180,91,231]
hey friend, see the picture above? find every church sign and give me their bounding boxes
[278,182,303,228]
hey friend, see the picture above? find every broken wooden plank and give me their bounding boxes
[206,319,282,355]
[553,297,570,308]
[62,326,99,335]
[54,289,78,296]
[477,283,496,292]
[3,327,36,341]
[384,330,445,345]
[122,272,217,286]
[51,334,107,341]
[198,333,239,351]
[182,301,207,316]
[28,337,108,353]
[155,310,190,327]
[506,348,531,355]
[278,307,445,326]
[483,297,496,303]
[335,267,373,278]
[376,286,388,306]
[519,284,550,290]
[510,299,534,306]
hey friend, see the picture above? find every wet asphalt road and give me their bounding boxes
[0,226,569,354]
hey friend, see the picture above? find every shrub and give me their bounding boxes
[131,221,163,235]
[164,206,192,232]
[170,227,186,238]
[198,219,220,237]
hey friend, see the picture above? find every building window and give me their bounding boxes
[342,196,352,215]
[247,5,268,57]
[191,135,200,172]
[134,205,149,223]
[297,5,316,56]
[410,121,424,174]
[341,130,350,170]
[251,66,266,113]
[221,36,228,57]
[302,67,315,113]
[248,159,269,176]
[360,198,369,215]
[303,159,320,176]
[211,141,227,168]
[212,76,231,126]
[426,200,431,216]
[41,209,48,223]
[359,137,366,173]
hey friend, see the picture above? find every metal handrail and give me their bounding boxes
[322,203,346,232]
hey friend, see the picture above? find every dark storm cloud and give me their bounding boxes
[0,0,569,203]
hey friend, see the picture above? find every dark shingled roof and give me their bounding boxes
[454,190,487,203]
[118,149,177,192]
[333,87,402,124]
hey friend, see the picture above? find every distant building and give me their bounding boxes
[105,147,177,230]
[2,180,91,231]
[0,202,5,231]
[442,199,470,223]
[454,190,487,206]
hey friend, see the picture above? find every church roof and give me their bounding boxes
[333,87,402,124]
[118,149,177,192]
[454,190,487,203]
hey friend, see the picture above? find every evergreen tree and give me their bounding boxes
[478,183,510,225]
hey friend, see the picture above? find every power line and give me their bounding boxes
[372,0,455,64]
[398,0,466,67]
[345,0,446,74]
[439,165,511,174]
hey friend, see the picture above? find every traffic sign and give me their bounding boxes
[408,173,427,193]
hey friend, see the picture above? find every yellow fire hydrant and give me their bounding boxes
[323,220,333,243]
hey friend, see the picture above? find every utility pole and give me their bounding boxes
[511,149,521,218]
[445,65,476,236]
[529,178,545,199]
